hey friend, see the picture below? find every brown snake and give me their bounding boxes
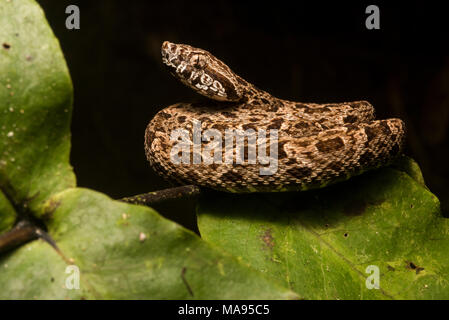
[144,41,406,193]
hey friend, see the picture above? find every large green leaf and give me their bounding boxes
[0,0,75,214]
[198,159,449,299]
[0,0,298,299]
[1,188,297,299]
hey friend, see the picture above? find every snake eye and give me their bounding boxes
[190,54,207,69]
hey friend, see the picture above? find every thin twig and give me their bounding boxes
[0,221,38,255]
[0,220,72,262]
[120,185,202,206]
[0,179,64,256]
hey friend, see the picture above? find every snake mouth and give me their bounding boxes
[161,41,174,56]
[161,41,188,72]
[161,41,174,64]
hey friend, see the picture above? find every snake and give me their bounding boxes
[144,41,406,193]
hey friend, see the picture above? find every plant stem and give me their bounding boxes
[0,221,38,254]
[120,185,202,206]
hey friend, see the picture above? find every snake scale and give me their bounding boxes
[144,41,406,193]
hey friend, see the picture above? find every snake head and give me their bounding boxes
[161,41,245,102]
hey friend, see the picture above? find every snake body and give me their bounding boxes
[144,41,406,193]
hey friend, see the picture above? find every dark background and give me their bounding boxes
[37,0,449,230]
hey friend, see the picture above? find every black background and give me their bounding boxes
[36,0,449,230]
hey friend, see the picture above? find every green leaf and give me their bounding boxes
[0,239,74,299]
[1,188,298,299]
[198,159,449,299]
[0,190,15,233]
[391,155,427,187]
[0,0,75,214]
[0,0,298,299]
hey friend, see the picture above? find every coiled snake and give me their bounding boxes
[144,41,406,193]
